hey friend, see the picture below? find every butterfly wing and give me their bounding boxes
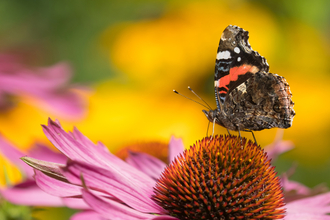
[224,71,295,130]
[214,25,269,111]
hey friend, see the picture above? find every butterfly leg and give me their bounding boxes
[211,117,216,138]
[237,128,243,146]
[206,121,210,137]
[226,128,231,136]
[207,118,217,144]
[243,130,258,145]
[250,130,258,146]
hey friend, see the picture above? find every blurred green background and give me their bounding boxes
[1,0,330,219]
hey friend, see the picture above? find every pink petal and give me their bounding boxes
[34,170,82,197]
[149,216,179,220]
[0,180,63,206]
[285,213,330,220]
[62,197,90,210]
[0,135,34,177]
[126,151,166,180]
[0,62,71,92]
[0,60,86,119]
[42,119,100,164]
[169,136,185,163]
[264,130,294,161]
[70,211,106,220]
[43,118,156,189]
[285,192,330,219]
[62,160,163,213]
[37,91,86,119]
[282,175,310,195]
[81,189,158,219]
[70,127,110,154]
[265,140,294,161]
[21,156,66,181]
[28,143,67,164]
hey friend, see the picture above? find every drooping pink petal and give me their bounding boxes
[81,188,159,219]
[0,180,63,206]
[168,136,185,163]
[21,156,66,182]
[70,211,106,220]
[126,151,166,180]
[34,170,82,197]
[285,192,330,219]
[62,160,163,213]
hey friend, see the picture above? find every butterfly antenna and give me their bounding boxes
[173,89,210,109]
[187,86,213,110]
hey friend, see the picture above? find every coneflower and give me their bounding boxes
[0,118,327,219]
[153,136,285,219]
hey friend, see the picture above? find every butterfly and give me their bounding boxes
[202,25,295,142]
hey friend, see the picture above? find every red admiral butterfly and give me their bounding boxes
[203,25,295,140]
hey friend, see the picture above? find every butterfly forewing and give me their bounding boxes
[215,25,269,108]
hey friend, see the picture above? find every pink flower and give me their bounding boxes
[0,54,86,119]
[16,119,330,219]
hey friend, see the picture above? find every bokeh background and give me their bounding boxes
[0,0,330,219]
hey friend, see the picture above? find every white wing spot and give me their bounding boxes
[234,47,240,54]
[237,57,241,62]
[249,66,260,74]
[237,82,247,93]
[217,51,231,60]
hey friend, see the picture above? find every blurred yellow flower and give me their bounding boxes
[0,100,84,151]
[74,80,208,150]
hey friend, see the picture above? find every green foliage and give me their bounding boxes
[0,199,36,220]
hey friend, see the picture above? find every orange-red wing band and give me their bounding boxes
[216,64,259,94]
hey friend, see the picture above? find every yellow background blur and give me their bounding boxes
[1,0,330,219]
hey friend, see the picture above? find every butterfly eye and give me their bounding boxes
[273,104,281,113]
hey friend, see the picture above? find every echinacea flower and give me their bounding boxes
[18,118,330,219]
